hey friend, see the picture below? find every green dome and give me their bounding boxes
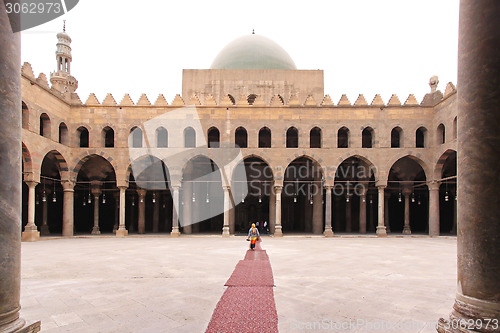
[210,34,297,70]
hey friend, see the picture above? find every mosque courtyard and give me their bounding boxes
[19,236,457,333]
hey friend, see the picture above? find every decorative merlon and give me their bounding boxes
[188,95,201,106]
[36,73,49,88]
[154,94,169,106]
[204,94,217,106]
[85,93,100,105]
[171,94,185,106]
[253,94,266,106]
[270,94,284,106]
[321,95,334,106]
[371,94,384,106]
[304,95,317,106]
[354,94,367,106]
[219,94,233,106]
[338,94,351,106]
[137,93,151,106]
[444,82,456,98]
[120,93,135,106]
[404,94,419,105]
[102,93,117,106]
[288,94,301,106]
[387,94,401,106]
[21,62,35,78]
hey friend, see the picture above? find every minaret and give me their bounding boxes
[50,21,78,93]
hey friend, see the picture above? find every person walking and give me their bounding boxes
[247,223,260,250]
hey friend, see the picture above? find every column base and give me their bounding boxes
[170,227,180,237]
[115,229,128,237]
[22,230,40,242]
[273,225,283,237]
[376,226,387,237]
[323,228,334,237]
[222,226,230,237]
[7,320,41,333]
[40,225,50,236]
[91,227,101,235]
[402,227,411,235]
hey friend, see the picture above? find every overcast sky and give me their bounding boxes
[21,0,459,105]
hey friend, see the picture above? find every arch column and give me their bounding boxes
[269,184,276,234]
[376,185,387,237]
[0,9,39,331]
[22,181,40,241]
[359,187,367,234]
[312,180,323,234]
[323,186,334,237]
[402,187,412,235]
[428,182,440,236]
[222,185,230,237]
[116,186,128,237]
[438,1,500,330]
[384,191,391,233]
[91,186,101,235]
[274,185,283,237]
[170,186,181,236]
[137,189,146,234]
[62,181,75,237]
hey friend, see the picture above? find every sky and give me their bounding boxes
[21,0,460,105]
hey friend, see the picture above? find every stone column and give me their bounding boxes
[0,8,39,331]
[269,185,276,234]
[91,189,101,235]
[113,191,119,233]
[222,186,230,237]
[312,181,323,234]
[384,191,391,233]
[274,185,283,236]
[62,181,74,237]
[171,186,180,236]
[345,195,352,233]
[376,185,387,236]
[116,186,128,237]
[359,188,367,234]
[428,183,440,236]
[229,205,235,235]
[450,194,457,235]
[438,2,500,331]
[323,186,334,237]
[182,182,192,234]
[153,191,159,233]
[40,196,50,236]
[22,181,40,241]
[402,188,411,235]
[137,189,146,234]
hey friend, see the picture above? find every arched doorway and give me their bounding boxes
[74,155,117,234]
[387,156,429,234]
[181,156,223,234]
[282,157,324,233]
[232,156,273,234]
[439,150,457,234]
[128,155,172,233]
[35,151,66,235]
[333,156,377,233]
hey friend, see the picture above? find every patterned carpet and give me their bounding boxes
[205,241,279,333]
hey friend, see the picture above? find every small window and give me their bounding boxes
[130,127,142,148]
[416,127,427,148]
[59,122,68,145]
[208,127,220,148]
[338,127,349,148]
[259,127,271,148]
[156,127,168,148]
[235,127,248,148]
[286,127,298,148]
[103,127,114,147]
[40,113,51,138]
[437,124,445,144]
[77,126,89,148]
[391,127,402,148]
[184,127,196,148]
[362,127,374,148]
[310,127,321,148]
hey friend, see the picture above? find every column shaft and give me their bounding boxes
[40,199,49,235]
[62,182,74,237]
[269,186,276,234]
[438,2,500,330]
[403,194,411,235]
[22,182,40,241]
[312,182,323,234]
[429,184,440,236]
[222,186,230,236]
[376,186,387,236]
[91,194,101,235]
[137,190,146,234]
[324,186,334,237]
[0,9,31,330]
[116,187,128,237]
[359,194,367,234]
[171,187,180,236]
[274,186,283,236]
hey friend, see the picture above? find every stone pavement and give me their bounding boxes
[20,236,457,332]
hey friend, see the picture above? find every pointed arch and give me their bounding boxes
[391,127,403,148]
[416,127,427,148]
[310,127,321,148]
[208,127,220,148]
[235,127,248,148]
[129,126,143,148]
[59,122,69,145]
[437,123,446,144]
[40,113,51,139]
[362,127,374,148]
[259,127,271,148]
[286,127,298,148]
[156,127,168,148]
[338,127,349,148]
[77,126,89,148]
[102,126,114,147]
[184,127,196,148]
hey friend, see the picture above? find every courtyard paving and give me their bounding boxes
[20,235,457,332]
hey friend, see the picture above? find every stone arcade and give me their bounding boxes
[20,30,459,241]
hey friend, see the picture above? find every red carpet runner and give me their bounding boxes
[205,241,279,333]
